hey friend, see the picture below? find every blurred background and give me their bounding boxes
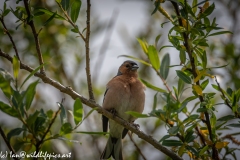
[0,0,239,159]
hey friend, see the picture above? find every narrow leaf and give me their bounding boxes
[162,140,183,146]
[176,70,192,84]
[160,53,170,79]
[192,0,198,14]
[118,55,151,66]
[168,126,179,135]
[193,85,203,96]
[61,0,70,10]
[7,128,24,141]
[20,63,45,89]
[137,38,148,54]
[217,115,235,121]
[35,8,65,20]
[208,31,232,37]
[13,56,20,79]
[60,122,72,135]
[43,12,57,26]
[125,111,149,118]
[24,80,39,110]
[70,0,81,23]
[0,101,19,118]
[140,79,167,93]
[148,45,160,70]
[58,102,67,124]
[73,98,83,125]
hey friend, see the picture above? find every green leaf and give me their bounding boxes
[152,92,158,111]
[58,102,67,124]
[198,3,215,19]
[73,98,83,125]
[61,0,70,10]
[75,131,108,135]
[118,55,151,66]
[35,8,65,20]
[70,0,81,23]
[211,84,220,91]
[140,79,166,93]
[179,50,186,64]
[151,0,161,15]
[148,45,160,70]
[20,63,45,89]
[60,122,72,134]
[155,34,161,47]
[160,53,170,79]
[0,74,13,98]
[7,128,24,141]
[176,70,192,84]
[13,56,20,79]
[217,115,236,121]
[202,50,207,69]
[201,79,209,90]
[177,78,185,96]
[43,12,57,26]
[23,80,39,110]
[159,135,171,142]
[162,140,183,146]
[168,126,179,135]
[185,130,195,143]
[192,0,198,14]
[227,123,240,128]
[208,31,232,37]
[125,111,149,118]
[137,38,148,54]
[199,145,209,156]
[0,101,19,118]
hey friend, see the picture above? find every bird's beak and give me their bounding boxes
[131,64,139,71]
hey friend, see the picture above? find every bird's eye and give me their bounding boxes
[126,64,130,68]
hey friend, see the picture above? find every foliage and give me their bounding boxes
[126,0,240,159]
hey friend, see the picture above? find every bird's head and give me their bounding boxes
[117,60,139,76]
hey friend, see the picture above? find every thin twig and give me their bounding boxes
[23,0,45,74]
[0,17,20,60]
[0,49,183,160]
[34,107,61,160]
[56,2,86,41]
[128,132,147,160]
[85,0,95,101]
[0,126,19,160]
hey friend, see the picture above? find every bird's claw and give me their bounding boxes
[132,123,140,130]
[110,108,117,116]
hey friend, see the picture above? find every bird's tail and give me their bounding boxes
[100,136,123,160]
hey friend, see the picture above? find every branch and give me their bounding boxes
[0,17,20,60]
[56,2,86,41]
[0,126,19,160]
[85,0,95,101]
[34,107,61,160]
[128,132,147,160]
[0,49,183,160]
[23,0,45,74]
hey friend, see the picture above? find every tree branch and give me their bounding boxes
[23,0,45,74]
[128,132,147,160]
[85,0,95,101]
[0,17,20,60]
[0,49,183,160]
[0,126,19,160]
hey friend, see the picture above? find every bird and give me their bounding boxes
[100,60,145,160]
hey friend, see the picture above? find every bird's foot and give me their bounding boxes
[132,123,140,130]
[109,108,117,116]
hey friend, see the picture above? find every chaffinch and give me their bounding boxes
[100,60,145,160]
